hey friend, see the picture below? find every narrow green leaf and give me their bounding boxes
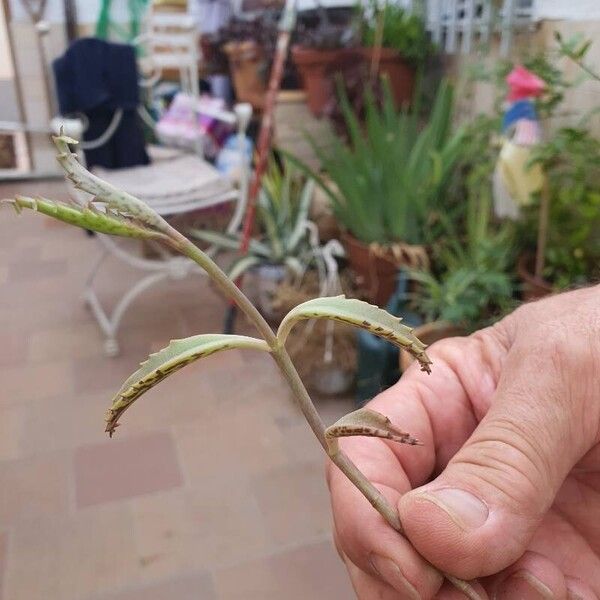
[2,196,168,241]
[227,254,262,281]
[105,334,270,435]
[188,228,271,257]
[277,296,432,372]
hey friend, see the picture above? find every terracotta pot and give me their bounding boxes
[399,321,465,372]
[517,254,553,301]
[341,232,400,306]
[291,46,358,117]
[223,41,266,110]
[360,47,415,109]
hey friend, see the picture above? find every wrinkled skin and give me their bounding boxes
[327,285,600,599]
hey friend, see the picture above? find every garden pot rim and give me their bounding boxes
[291,44,359,60]
[516,253,553,290]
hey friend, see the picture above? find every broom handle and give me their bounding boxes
[238,0,297,256]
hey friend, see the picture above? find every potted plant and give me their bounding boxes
[190,157,317,320]
[360,1,431,108]
[291,6,358,117]
[289,80,465,306]
[216,12,281,110]
[517,125,600,298]
[402,182,517,369]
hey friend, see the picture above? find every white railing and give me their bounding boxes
[424,0,535,56]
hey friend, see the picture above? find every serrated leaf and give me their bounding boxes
[2,196,168,241]
[277,295,431,372]
[105,334,270,435]
[53,134,170,235]
[325,408,422,446]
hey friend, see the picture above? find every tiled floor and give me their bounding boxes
[0,179,355,599]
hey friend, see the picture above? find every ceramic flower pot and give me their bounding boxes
[517,254,553,301]
[223,40,266,111]
[291,46,358,117]
[341,231,399,306]
[360,47,415,108]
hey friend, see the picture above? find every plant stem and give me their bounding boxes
[171,227,398,523]
[167,226,481,600]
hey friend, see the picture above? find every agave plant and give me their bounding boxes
[1,133,482,600]
[190,157,316,280]
[288,79,465,246]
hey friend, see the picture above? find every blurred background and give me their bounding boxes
[0,0,599,598]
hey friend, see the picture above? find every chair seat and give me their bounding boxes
[92,154,235,216]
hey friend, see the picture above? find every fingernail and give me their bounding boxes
[417,488,489,530]
[369,554,420,599]
[496,570,554,599]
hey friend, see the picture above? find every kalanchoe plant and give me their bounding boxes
[1,133,483,600]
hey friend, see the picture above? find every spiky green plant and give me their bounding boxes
[1,133,482,600]
[190,156,315,280]
[286,79,465,246]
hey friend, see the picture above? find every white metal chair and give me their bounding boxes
[51,10,253,356]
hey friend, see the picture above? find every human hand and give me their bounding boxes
[328,285,600,599]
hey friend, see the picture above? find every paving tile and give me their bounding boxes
[213,539,354,600]
[0,532,7,600]
[74,431,183,508]
[0,453,70,529]
[7,258,68,283]
[5,504,139,600]
[0,331,29,367]
[88,571,216,600]
[174,400,289,484]
[1,359,73,405]
[130,484,269,582]
[0,403,27,461]
[252,461,332,546]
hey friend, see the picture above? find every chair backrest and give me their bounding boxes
[144,11,200,96]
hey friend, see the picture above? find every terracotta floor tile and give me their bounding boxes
[74,431,183,508]
[5,504,140,600]
[0,403,27,461]
[0,331,29,367]
[174,399,290,484]
[0,453,70,529]
[7,257,68,282]
[213,540,354,600]
[88,571,216,600]
[0,532,7,600]
[0,178,353,599]
[1,359,73,404]
[252,461,332,546]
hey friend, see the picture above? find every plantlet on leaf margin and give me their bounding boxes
[1,133,482,600]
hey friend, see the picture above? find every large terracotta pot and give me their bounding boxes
[399,321,465,372]
[291,46,358,117]
[341,232,400,307]
[360,47,415,109]
[517,254,553,301]
[223,40,266,111]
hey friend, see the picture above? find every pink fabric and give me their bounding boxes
[506,65,545,101]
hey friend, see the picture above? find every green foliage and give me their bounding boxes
[524,126,600,288]
[361,1,431,66]
[190,157,315,279]
[290,80,464,246]
[411,154,517,331]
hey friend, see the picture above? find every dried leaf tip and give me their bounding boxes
[325,408,423,446]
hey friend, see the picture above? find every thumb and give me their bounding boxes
[397,341,594,580]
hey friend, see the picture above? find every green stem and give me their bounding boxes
[169,227,398,523]
[165,225,482,600]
